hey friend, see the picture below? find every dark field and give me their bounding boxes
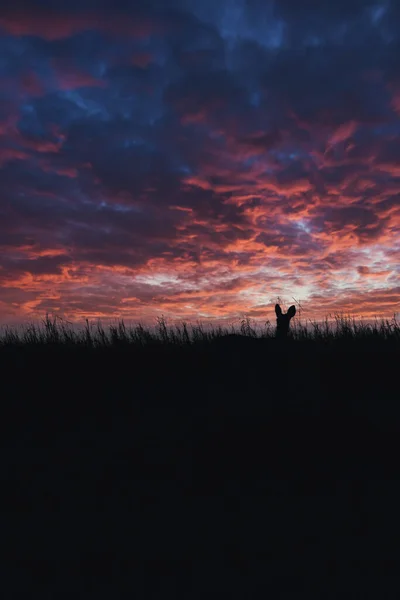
[2,317,400,596]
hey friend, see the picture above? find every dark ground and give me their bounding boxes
[2,336,400,597]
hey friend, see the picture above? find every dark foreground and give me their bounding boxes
[2,329,400,597]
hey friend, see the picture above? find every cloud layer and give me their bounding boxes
[0,0,399,324]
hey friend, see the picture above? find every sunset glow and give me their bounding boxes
[0,1,399,325]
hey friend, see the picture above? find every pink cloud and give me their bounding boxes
[0,11,158,40]
[130,53,154,68]
[327,120,358,147]
[56,71,106,91]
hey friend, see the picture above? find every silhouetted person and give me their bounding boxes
[275,304,296,338]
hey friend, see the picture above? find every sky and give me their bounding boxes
[0,0,399,326]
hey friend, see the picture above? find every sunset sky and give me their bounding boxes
[0,0,399,325]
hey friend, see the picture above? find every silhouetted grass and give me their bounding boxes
[1,313,399,348]
[2,313,400,595]
[1,312,398,426]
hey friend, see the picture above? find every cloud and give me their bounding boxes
[0,0,398,324]
[0,4,160,40]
